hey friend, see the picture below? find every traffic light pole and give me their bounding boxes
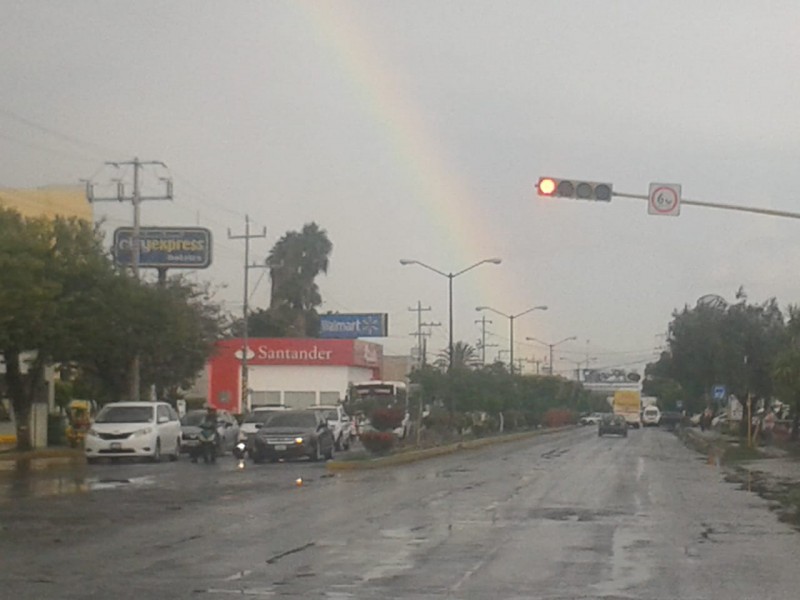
[613,191,800,220]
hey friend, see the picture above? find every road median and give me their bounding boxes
[327,426,573,471]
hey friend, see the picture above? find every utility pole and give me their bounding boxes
[421,322,441,366]
[409,301,432,369]
[228,215,267,414]
[87,157,172,402]
[474,315,494,365]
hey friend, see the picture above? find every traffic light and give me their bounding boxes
[536,177,613,202]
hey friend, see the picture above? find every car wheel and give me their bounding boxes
[252,449,264,464]
[151,439,162,463]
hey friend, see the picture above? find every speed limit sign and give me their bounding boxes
[648,183,681,216]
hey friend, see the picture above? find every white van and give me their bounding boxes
[642,406,661,427]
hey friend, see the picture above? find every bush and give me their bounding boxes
[360,431,395,454]
[542,408,578,428]
[370,407,405,432]
[472,416,498,438]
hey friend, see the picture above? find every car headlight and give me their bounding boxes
[87,428,100,438]
[295,436,305,444]
[131,427,153,438]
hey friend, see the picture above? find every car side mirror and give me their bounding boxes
[255,423,263,429]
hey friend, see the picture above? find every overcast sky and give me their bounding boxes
[2,1,800,377]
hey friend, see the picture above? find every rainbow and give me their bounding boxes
[294,3,510,302]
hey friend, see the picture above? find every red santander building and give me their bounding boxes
[208,338,383,414]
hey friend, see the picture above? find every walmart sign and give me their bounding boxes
[319,313,388,339]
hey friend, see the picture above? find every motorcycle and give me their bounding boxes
[191,423,218,464]
[232,441,247,470]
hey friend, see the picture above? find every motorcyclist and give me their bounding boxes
[192,406,219,463]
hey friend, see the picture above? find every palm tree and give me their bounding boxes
[435,341,481,371]
[266,222,333,337]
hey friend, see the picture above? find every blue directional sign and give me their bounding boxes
[319,313,388,339]
[712,385,726,401]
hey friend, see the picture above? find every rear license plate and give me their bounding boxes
[110,442,122,450]
[274,444,286,451]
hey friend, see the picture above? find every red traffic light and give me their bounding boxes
[537,177,557,196]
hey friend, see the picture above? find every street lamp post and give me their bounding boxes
[527,336,577,376]
[400,258,502,371]
[476,305,548,374]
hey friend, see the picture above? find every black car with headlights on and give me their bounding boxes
[251,410,335,463]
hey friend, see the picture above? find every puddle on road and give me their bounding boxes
[0,472,156,500]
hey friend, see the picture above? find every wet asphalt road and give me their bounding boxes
[2,427,800,599]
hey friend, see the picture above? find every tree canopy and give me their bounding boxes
[0,207,222,449]
[238,222,333,338]
[644,290,788,415]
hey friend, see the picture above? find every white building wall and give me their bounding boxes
[248,365,375,407]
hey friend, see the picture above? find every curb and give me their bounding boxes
[326,426,573,471]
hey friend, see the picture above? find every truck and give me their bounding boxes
[613,390,642,429]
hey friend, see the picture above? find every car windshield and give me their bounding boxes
[243,410,280,424]
[95,406,153,424]
[263,412,317,429]
[180,411,208,426]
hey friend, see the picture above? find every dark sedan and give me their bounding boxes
[598,414,628,437]
[251,410,335,463]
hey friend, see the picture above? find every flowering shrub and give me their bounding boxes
[370,407,405,432]
[543,408,578,428]
[360,431,395,454]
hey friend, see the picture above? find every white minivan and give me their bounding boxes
[85,401,182,463]
[642,406,661,427]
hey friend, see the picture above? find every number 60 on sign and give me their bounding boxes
[648,183,681,216]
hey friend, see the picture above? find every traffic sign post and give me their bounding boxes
[648,183,681,216]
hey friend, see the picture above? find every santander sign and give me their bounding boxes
[253,344,333,362]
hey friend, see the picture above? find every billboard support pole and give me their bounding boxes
[87,157,172,402]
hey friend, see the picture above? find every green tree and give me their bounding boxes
[773,305,800,440]
[266,222,332,337]
[0,208,223,449]
[435,341,481,371]
[646,290,786,414]
[0,209,112,449]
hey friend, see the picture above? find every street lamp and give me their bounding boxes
[400,257,502,371]
[476,305,548,374]
[527,336,577,376]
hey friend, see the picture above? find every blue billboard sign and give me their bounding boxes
[113,227,212,269]
[319,313,388,338]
